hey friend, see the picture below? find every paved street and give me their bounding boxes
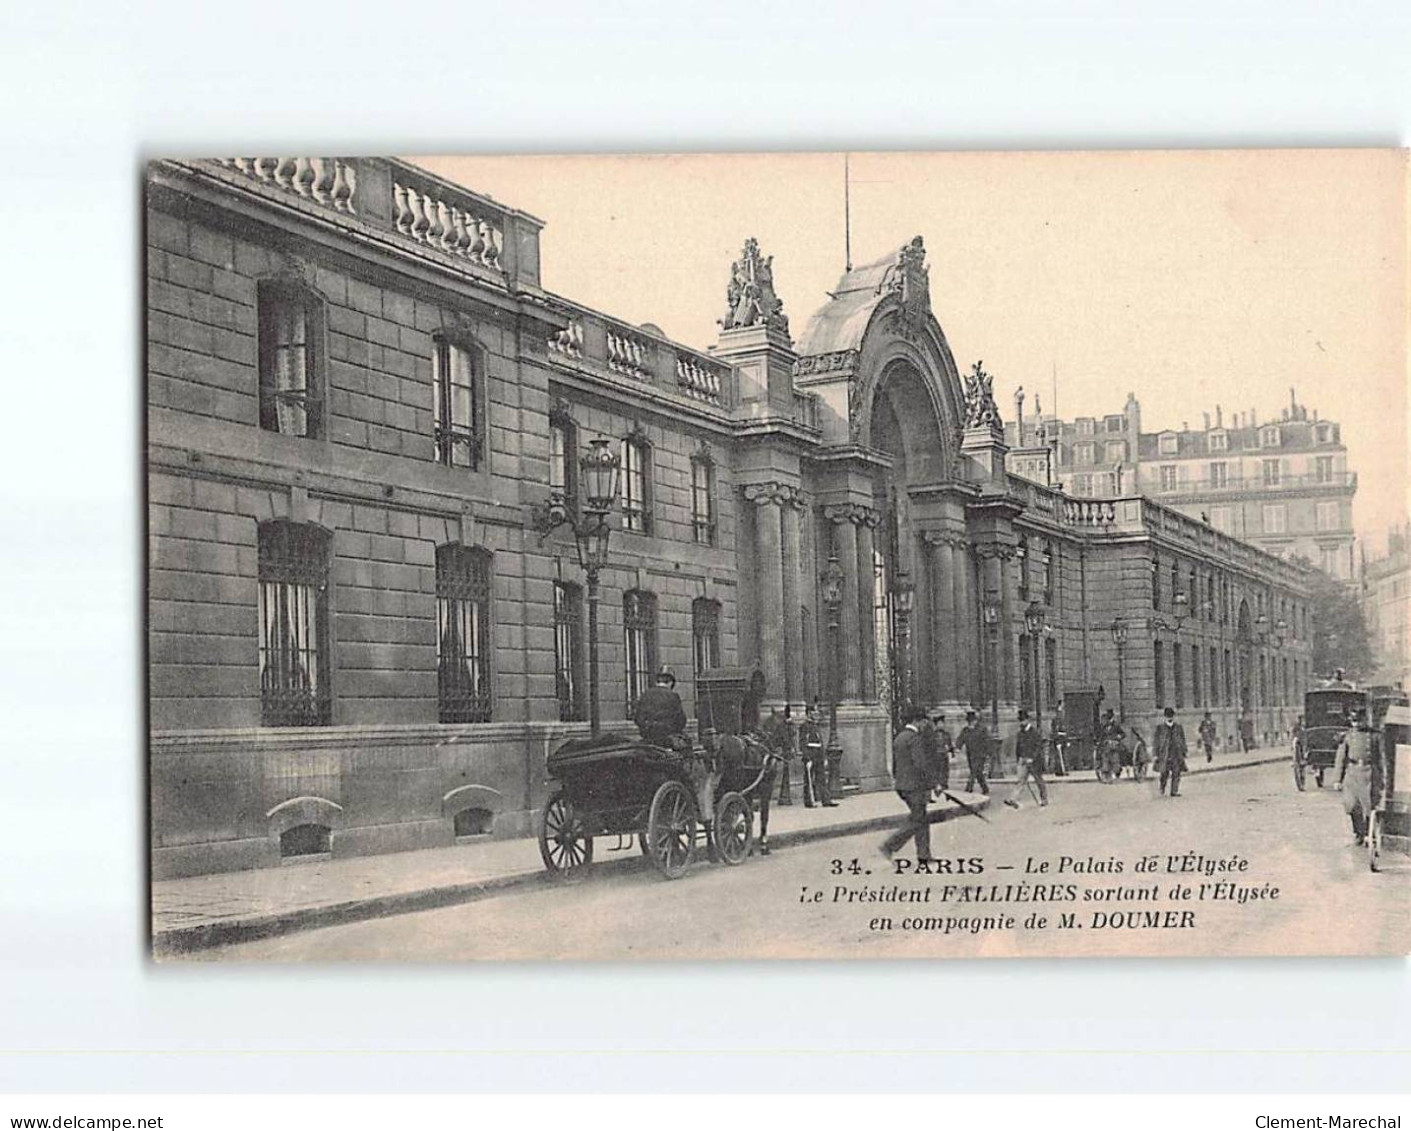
[197,761,1409,961]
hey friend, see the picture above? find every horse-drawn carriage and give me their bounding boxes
[537,669,780,880]
[1294,685,1365,791]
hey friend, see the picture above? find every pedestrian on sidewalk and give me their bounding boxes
[764,705,794,805]
[800,702,835,807]
[957,709,991,795]
[1003,709,1049,809]
[1198,711,1217,764]
[1154,706,1188,797]
[880,703,948,863]
[920,708,953,791]
[1334,707,1375,845]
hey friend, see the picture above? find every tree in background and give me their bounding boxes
[1293,556,1374,680]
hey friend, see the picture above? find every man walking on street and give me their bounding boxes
[1154,706,1188,797]
[880,703,947,862]
[1198,711,1217,764]
[1004,709,1048,809]
[957,710,991,795]
[919,708,954,791]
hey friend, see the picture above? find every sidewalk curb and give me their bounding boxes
[988,750,1289,785]
[152,795,991,957]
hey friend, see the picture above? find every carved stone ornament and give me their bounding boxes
[720,237,790,336]
[878,236,930,338]
[743,481,801,508]
[921,529,970,550]
[793,349,859,379]
[963,360,1003,429]
[823,503,881,527]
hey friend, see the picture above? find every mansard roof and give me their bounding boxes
[795,241,922,359]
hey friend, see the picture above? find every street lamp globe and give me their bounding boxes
[982,599,1000,628]
[821,553,844,610]
[579,438,621,514]
[894,568,915,617]
[575,514,613,572]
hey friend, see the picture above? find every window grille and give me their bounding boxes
[258,521,331,726]
[433,337,481,469]
[258,283,323,437]
[553,581,583,722]
[436,545,492,723]
[690,455,716,545]
[620,435,652,533]
[623,590,658,713]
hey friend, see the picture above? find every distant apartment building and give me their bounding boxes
[1362,522,1410,688]
[1006,389,1357,579]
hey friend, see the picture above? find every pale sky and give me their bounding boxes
[417,151,1408,550]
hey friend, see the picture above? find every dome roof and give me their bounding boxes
[795,239,925,359]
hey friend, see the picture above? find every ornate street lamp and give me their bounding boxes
[1110,618,1129,722]
[1024,600,1047,735]
[534,437,621,736]
[893,567,916,728]
[982,595,1001,730]
[820,553,846,775]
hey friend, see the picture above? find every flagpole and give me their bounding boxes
[844,153,852,272]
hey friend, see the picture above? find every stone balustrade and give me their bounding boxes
[391,177,502,270]
[212,158,358,213]
[1063,498,1118,527]
[549,317,584,359]
[606,326,652,382]
[676,355,722,405]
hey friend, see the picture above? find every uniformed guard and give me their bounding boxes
[799,702,832,807]
[1198,711,1218,763]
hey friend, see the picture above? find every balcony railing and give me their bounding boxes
[543,304,735,411]
[187,158,542,288]
[1150,471,1357,494]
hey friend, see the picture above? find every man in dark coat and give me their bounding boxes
[1198,711,1218,763]
[1004,709,1049,809]
[799,702,832,807]
[1153,706,1188,797]
[633,667,687,747]
[921,709,954,791]
[956,710,991,795]
[879,704,947,862]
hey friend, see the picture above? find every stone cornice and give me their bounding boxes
[742,481,802,508]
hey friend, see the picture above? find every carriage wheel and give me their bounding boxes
[538,795,594,878]
[647,780,697,880]
[1293,747,1306,792]
[713,792,752,866]
[1368,811,1382,873]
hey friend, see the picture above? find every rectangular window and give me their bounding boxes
[1191,646,1201,708]
[1209,432,1227,452]
[1019,633,1034,710]
[692,598,721,684]
[258,284,322,437]
[1016,542,1029,599]
[1261,458,1281,486]
[1074,473,1092,497]
[623,590,657,713]
[257,522,331,726]
[1104,440,1126,462]
[1315,455,1334,483]
[1076,418,1094,436]
[549,415,576,509]
[1316,501,1339,531]
[621,436,651,533]
[1159,434,1178,455]
[1209,506,1232,533]
[1152,557,1161,610]
[1263,504,1287,534]
[1159,465,1177,490]
[432,338,481,469]
[1154,641,1165,707]
[553,582,583,722]
[1173,642,1184,709]
[1104,415,1124,433]
[1209,462,1228,488]
[1075,441,1096,464]
[1224,647,1233,705]
[1045,635,1057,706]
[436,545,492,723]
[1107,471,1122,496]
[1210,645,1220,706]
[1320,545,1341,575]
[691,456,715,545]
[1043,542,1056,604]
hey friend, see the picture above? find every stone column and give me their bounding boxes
[998,549,1016,701]
[925,533,957,703]
[780,493,804,705]
[954,543,976,706]
[827,508,861,700]
[745,485,786,700]
[856,513,878,701]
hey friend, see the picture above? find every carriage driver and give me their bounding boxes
[634,667,689,749]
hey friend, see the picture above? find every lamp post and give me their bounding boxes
[1110,618,1128,723]
[982,595,1001,731]
[821,553,846,772]
[893,567,916,726]
[533,437,621,736]
[1024,600,1047,736]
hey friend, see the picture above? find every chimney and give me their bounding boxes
[1290,386,1297,413]
[1215,404,1223,428]
[1014,386,1025,441]
[1182,421,1188,432]
[1281,407,1289,421]
[1250,406,1256,427]
[1313,408,1319,422]
[1203,412,1211,430]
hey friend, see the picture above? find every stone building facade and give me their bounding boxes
[1361,522,1410,688]
[147,158,1313,878]
[1007,392,1358,579]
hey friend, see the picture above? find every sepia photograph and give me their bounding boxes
[145,149,1410,962]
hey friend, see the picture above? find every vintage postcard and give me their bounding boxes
[146,150,1409,960]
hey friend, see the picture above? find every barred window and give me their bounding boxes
[621,434,652,533]
[1191,646,1202,708]
[436,545,492,723]
[1154,641,1165,707]
[1016,541,1029,600]
[623,589,658,713]
[1019,633,1034,710]
[258,281,324,438]
[1151,556,1161,610]
[432,336,482,469]
[1173,642,1184,708]
[691,454,716,545]
[1210,646,1220,706]
[258,521,331,726]
[553,581,584,722]
[692,598,721,681]
[1041,541,1055,604]
[1044,635,1057,706]
[549,408,577,510]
